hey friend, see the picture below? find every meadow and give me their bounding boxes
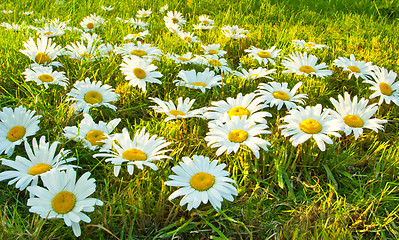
[0,0,399,239]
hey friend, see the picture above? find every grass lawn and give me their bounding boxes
[1,0,399,239]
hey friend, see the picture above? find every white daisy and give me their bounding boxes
[198,15,214,25]
[279,104,341,151]
[234,67,276,81]
[116,41,162,60]
[101,5,114,11]
[34,21,67,37]
[22,65,69,89]
[120,55,163,92]
[136,8,152,18]
[1,22,26,31]
[98,43,117,58]
[149,97,204,122]
[178,31,200,47]
[244,46,281,65]
[124,30,150,41]
[329,92,387,139]
[201,55,232,75]
[256,82,307,110]
[126,18,149,30]
[221,25,248,40]
[205,116,271,158]
[201,44,227,57]
[66,78,119,114]
[164,11,186,26]
[22,11,34,15]
[165,21,180,34]
[93,128,171,176]
[165,155,237,211]
[159,4,168,13]
[175,68,222,93]
[333,54,375,80]
[63,37,99,61]
[292,40,329,50]
[63,114,121,151]
[193,23,214,30]
[27,167,103,237]
[204,93,271,124]
[282,51,333,78]
[19,36,63,67]
[0,106,41,157]
[80,13,106,31]
[0,136,76,191]
[166,52,194,65]
[364,67,399,105]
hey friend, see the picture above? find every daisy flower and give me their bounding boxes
[202,55,232,75]
[201,44,227,57]
[244,46,281,65]
[221,25,248,40]
[159,4,168,13]
[0,136,76,191]
[22,66,68,89]
[149,97,204,122]
[66,78,119,114]
[292,40,329,50]
[22,11,34,15]
[1,22,26,31]
[282,51,333,78]
[27,167,103,237]
[63,114,121,151]
[166,52,194,65]
[101,5,113,11]
[234,67,276,81]
[19,36,63,67]
[120,55,163,92]
[175,68,222,93]
[198,15,214,25]
[0,106,41,157]
[333,54,374,80]
[126,18,149,30]
[98,43,117,58]
[80,13,105,31]
[93,128,171,176]
[136,8,152,18]
[165,21,180,34]
[165,155,237,211]
[329,92,387,139]
[279,104,341,151]
[364,67,399,105]
[116,41,162,60]
[204,93,271,124]
[205,116,271,158]
[164,11,186,26]
[34,21,67,37]
[193,23,214,30]
[256,82,307,110]
[124,30,150,41]
[178,31,200,47]
[63,36,99,61]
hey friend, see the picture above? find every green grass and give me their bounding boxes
[1,0,399,239]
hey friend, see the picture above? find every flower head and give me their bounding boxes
[256,82,307,110]
[282,51,332,78]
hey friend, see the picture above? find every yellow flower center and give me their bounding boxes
[177,57,190,62]
[51,191,76,214]
[208,49,218,54]
[85,130,106,146]
[132,33,140,38]
[190,82,207,87]
[343,115,364,128]
[190,172,215,191]
[208,59,222,67]
[299,66,315,74]
[81,52,93,59]
[86,22,94,29]
[35,52,51,64]
[171,18,179,24]
[169,110,186,116]
[142,13,148,17]
[379,82,392,96]
[38,74,54,83]
[122,148,147,161]
[228,106,250,118]
[130,49,147,57]
[273,91,290,101]
[84,91,103,104]
[248,74,259,79]
[257,51,271,58]
[184,36,192,42]
[133,68,146,79]
[299,119,322,134]
[7,126,26,142]
[202,20,210,24]
[348,66,360,73]
[27,163,52,175]
[228,129,248,143]
[44,31,53,35]
[304,43,316,48]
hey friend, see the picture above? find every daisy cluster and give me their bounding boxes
[0,3,397,238]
